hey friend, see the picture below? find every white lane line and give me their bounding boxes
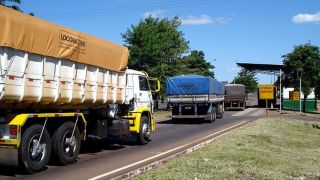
[232,108,257,116]
[88,121,248,180]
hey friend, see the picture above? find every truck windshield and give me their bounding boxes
[139,76,150,91]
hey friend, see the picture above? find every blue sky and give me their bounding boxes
[20,0,320,83]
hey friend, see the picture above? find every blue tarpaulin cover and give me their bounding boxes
[166,75,225,95]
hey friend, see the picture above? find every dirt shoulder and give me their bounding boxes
[257,108,320,121]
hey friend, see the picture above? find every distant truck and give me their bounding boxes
[0,6,159,173]
[166,75,225,122]
[224,84,246,111]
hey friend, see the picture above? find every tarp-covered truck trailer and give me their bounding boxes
[0,6,158,173]
[224,84,246,111]
[167,75,225,122]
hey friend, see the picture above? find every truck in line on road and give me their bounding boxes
[0,6,158,173]
[166,75,225,122]
[224,84,246,111]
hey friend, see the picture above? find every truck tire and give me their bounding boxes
[217,111,224,118]
[136,116,150,145]
[209,108,216,123]
[217,105,224,119]
[51,122,81,165]
[242,102,246,111]
[18,124,51,173]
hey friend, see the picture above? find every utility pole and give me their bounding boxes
[297,69,302,113]
[279,69,282,113]
[300,78,302,113]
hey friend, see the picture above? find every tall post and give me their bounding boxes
[265,99,268,117]
[279,69,282,113]
[299,77,302,113]
[297,69,302,113]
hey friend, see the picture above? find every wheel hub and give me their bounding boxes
[64,134,76,155]
[142,123,150,138]
[30,138,46,160]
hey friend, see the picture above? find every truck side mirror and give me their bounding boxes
[148,77,160,92]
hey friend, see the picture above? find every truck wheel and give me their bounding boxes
[216,104,224,119]
[136,116,150,145]
[18,124,51,173]
[209,109,216,123]
[217,105,224,119]
[217,111,224,118]
[51,122,81,165]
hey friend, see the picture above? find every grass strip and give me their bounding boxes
[136,118,320,179]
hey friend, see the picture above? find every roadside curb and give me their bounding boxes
[109,121,250,180]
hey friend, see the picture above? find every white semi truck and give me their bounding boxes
[0,6,158,173]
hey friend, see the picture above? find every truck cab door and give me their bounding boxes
[137,75,153,112]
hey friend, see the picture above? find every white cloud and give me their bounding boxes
[292,11,320,24]
[182,15,213,25]
[143,9,166,19]
[214,17,232,24]
[181,15,231,25]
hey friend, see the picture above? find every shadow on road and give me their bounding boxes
[0,137,137,177]
[0,166,20,177]
[0,165,44,177]
[80,138,128,154]
[157,118,210,125]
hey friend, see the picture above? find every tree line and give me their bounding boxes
[3,3,320,109]
[122,15,319,104]
[122,16,215,95]
[282,43,320,112]
[232,43,320,112]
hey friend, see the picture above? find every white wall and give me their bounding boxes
[283,87,315,99]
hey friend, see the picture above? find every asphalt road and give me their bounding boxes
[0,108,264,180]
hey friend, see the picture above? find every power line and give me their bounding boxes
[38,0,232,20]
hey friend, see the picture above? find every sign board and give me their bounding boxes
[289,91,300,101]
[259,84,274,100]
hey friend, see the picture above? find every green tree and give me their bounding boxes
[233,68,258,93]
[122,16,189,93]
[0,0,21,11]
[282,43,320,112]
[180,50,215,77]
